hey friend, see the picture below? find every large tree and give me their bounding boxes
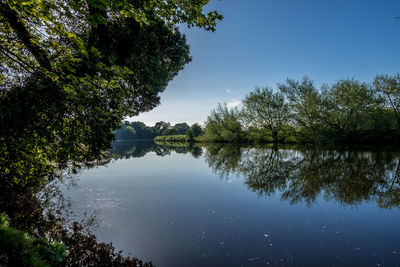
[319,79,377,140]
[0,0,222,188]
[242,86,290,141]
[278,77,322,141]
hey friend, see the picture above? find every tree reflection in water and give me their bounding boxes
[204,144,400,209]
[2,140,400,265]
[0,143,156,266]
[112,141,400,209]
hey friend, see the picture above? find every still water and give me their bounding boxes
[62,141,400,266]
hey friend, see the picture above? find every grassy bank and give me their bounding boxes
[154,135,189,143]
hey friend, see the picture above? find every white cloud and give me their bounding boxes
[227,99,241,109]
[225,89,231,94]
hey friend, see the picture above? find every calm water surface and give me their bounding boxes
[61,141,400,266]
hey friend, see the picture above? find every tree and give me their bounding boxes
[173,123,190,135]
[130,122,154,139]
[186,123,204,140]
[242,87,290,142]
[204,104,244,142]
[0,0,222,187]
[153,121,171,136]
[319,79,378,141]
[278,77,322,141]
[115,125,137,140]
[162,122,190,135]
[374,73,400,130]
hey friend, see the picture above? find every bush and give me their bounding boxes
[0,213,66,267]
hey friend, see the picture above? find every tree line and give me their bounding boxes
[115,121,203,140]
[203,74,400,145]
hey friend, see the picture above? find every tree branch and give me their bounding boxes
[0,2,52,71]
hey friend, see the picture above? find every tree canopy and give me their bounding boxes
[204,104,244,142]
[0,0,222,188]
[203,75,400,145]
[242,86,290,141]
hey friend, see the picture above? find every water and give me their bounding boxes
[61,141,400,266]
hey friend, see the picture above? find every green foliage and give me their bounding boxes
[318,79,379,141]
[0,176,153,267]
[0,213,67,266]
[115,123,137,140]
[203,75,400,145]
[204,104,245,142]
[242,86,290,141]
[374,73,400,129]
[0,0,222,188]
[278,77,322,142]
[115,121,195,140]
[186,123,204,140]
[154,134,189,143]
[153,121,171,136]
[162,122,190,136]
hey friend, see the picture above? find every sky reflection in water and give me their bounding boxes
[62,141,400,266]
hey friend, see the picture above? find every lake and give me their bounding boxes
[60,141,400,266]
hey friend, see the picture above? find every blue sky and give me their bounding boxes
[132,0,400,126]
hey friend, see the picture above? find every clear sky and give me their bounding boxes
[132,0,400,126]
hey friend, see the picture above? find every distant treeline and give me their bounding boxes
[115,121,203,140]
[202,74,400,145]
[117,74,400,145]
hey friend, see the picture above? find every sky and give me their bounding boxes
[132,0,400,126]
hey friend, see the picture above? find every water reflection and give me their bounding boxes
[203,144,400,209]
[109,141,400,209]
[109,140,203,159]
[73,141,400,266]
[0,153,152,266]
[3,140,400,266]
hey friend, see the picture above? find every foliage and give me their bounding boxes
[186,123,204,140]
[318,79,380,142]
[154,134,188,143]
[162,122,190,135]
[203,104,245,142]
[115,122,137,140]
[0,177,153,267]
[0,0,222,188]
[115,121,196,140]
[153,121,171,136]
[374,73,400,129]
[277,77,323,142]
[128,121,155,139]
[203,75,400,145]
[0,213,67,267]
[242,86,290,141]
